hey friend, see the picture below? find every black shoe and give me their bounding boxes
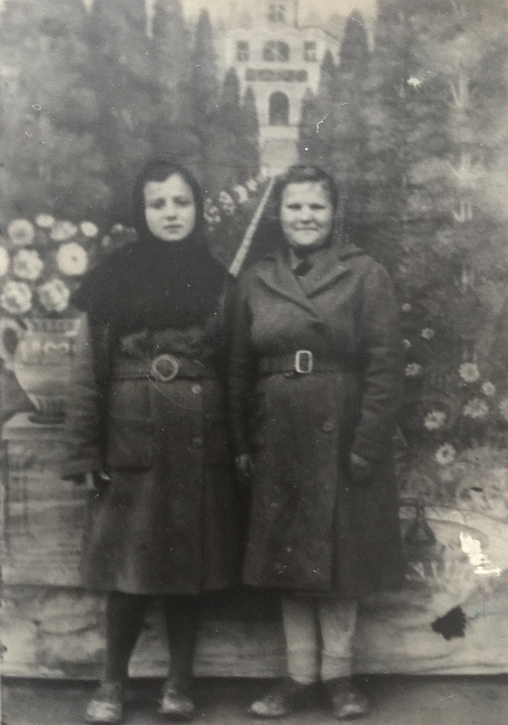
[248,677,313,718]
[159,679,195,721]
[85,681,125,723]
[325,679,369,720]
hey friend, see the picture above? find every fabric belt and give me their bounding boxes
[258,352,358,376]
[112,354,217,382]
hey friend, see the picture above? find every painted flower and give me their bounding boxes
[499,398,508,422]
[435,443,456,466]
[421,328,435,340]
[101,235,112,249]
[424,410,446,431]
[50,221,78,242]
[0,280,32,315]
[7,219,35,247]
[111,224,125,233]
[245,178,258,192]
[80,221,98,238]
[35,214,55,228]
[463,398,489,420]
[12,249,44,281]
[218,191,236,215]
[402,338,412,350]
[232,184,249,203]
[482,382,496,397]
[204,200,221,226]
[0,246,9,277]
[38,278,70,313]
[56,242,88,276]
[401,303,412,313]
[405,362,423,378]
[459,362,480,383]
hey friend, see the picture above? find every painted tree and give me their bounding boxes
[0,0,110,223]
[330,11,371,241]
[90,0,155,221]
[150,0,199,168]
[297,51,335,170]
[191,8,220,188]
[240,85,260,180]
[206,67,243,194]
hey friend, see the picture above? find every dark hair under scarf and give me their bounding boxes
[73,160,227,338]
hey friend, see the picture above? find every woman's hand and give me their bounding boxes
[349,453,374,487]
[235,453,253,488]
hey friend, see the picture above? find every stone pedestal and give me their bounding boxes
[2,414,508,678]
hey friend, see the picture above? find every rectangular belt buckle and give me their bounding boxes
[294,350,313,374]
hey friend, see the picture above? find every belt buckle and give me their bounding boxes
[150,354,180,382]
[294,350,313,374]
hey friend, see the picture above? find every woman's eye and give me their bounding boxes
[286,204,302,210]
[149,199,165,210]
[310,204,326,211]
[174,197,192,207]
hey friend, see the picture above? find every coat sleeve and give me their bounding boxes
[351,262,404,463]
[228,276,257,458]
[61,313,105,478]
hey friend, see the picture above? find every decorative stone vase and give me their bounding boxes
[0,317,80,424]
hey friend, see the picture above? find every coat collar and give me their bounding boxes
[254,243,364,317]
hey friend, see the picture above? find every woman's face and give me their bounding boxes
[280,181,334,251]
[144,173,197,242]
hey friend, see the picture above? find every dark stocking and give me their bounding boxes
[103,591,149,683]
[162,595,200,690]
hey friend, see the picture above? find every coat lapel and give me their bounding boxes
[255,251,321,321]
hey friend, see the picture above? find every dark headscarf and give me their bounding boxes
[73,161,227,338]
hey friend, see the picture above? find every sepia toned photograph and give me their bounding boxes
[0,0,507,723]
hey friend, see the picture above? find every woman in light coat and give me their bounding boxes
[229,165,405,720]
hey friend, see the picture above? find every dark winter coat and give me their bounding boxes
[62,311,241,595]
[229,243,405,597]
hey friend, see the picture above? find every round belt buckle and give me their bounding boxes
[150,354,180,382]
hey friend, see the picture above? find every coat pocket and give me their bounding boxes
[106,417,155,470]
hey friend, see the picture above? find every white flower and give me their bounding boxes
[101,235,112,248]
[421,328,435,340]
[401,303,412,313]
[204,200,221,226]
[38,278,70,313]
[0,246,10,276]
[80,221,98,238]
[463,398,489,420]
[499,398,508,422]
[459,362,480,383]
[402,338,412,350]
[12,249,44,281]
[35,214,55,228]
[7,219,35,247]
[0,280,32,315]
[405,362,423,378]
[245,178,258,192]
[50,221,78,242]
[232,184,249,203]
[435,443,456,466]
[424,410,446,431]
[218,191,236,215]
[407,76,423,89]
[111,224,125,233]
[56,242,89,276]
[482,382,496,397]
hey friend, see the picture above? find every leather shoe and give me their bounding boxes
[248,677,313,718]
[85,681,124,723]
[325,679,369,720]
[159,680,195,721]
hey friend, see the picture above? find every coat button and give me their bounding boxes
[192,436,203,447]
[322,421,335,432]
[191,383,202,395]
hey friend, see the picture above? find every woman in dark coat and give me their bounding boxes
[62,161,240,723]
[229,165,405,720]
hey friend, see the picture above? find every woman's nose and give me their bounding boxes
[164,204,177,218]
[298,206,312,221]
